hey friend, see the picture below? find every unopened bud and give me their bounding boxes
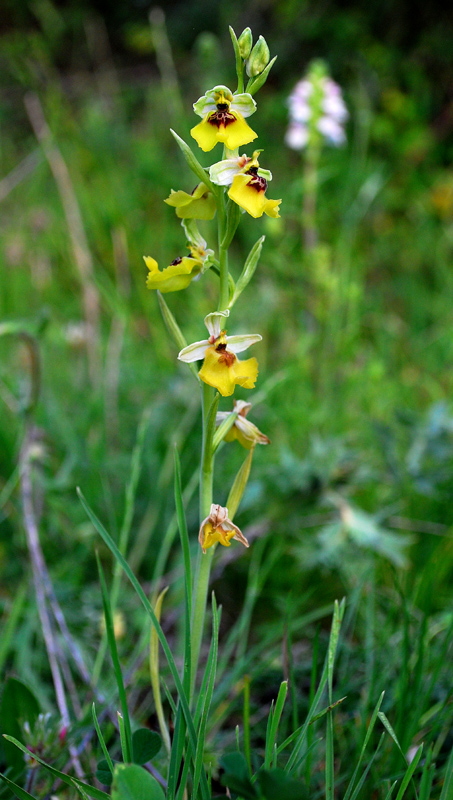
[246,35,270,77]
[238,27,253,59]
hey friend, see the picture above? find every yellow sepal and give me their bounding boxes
[144,256,201,293]
[198,346,258,396]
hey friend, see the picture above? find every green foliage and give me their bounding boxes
[111,763,165,800]
[0,678,40,773]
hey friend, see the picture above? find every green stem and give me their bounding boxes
[302,141,321,252]
[219,243,229,311]
[218,194,229,310]
[190,188,230,699]
[190,381,215,700]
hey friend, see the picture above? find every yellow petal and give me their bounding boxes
[191,112,257,152]
[221,113,258,150]
[228,174,266,218]
[201,521,234,550]
[228,174,281,218]
[144,255,201,293]
[263,197,282,218]
[190,117,222,152]
[199,346,258,396]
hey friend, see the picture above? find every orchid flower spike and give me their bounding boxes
[191,85,258,152]
[178,310,261,396]
[199,503,249,553]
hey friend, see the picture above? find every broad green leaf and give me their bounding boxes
[132,728,162,765]
[0,677,40,772]
[220,752,257,799]
[96,759,115,786]
[257,769,309,800]
[111,764,165,800]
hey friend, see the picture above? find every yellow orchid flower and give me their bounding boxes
[209,150,281,218]
[144,254,202,293]
[216,399,270,449]
[191,85,258,153]
[178,310,261,397]
[164,183,216,220]
[198,504,249,553]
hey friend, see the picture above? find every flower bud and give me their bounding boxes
[246,35,270,77]
[238,27,253,59]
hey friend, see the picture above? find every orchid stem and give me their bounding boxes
[190,191,230,699]
[190,381,215,701]
[218,194,230,310]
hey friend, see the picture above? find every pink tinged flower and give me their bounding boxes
[285,123,309,150]
[317,116,346,145]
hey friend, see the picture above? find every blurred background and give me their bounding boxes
[1,0,453,786]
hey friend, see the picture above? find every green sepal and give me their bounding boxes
[246,35,270,78]
[169,130,219,198]
[229,26,245,93]
[221,196,243,249]
[246,55,277,95]
[226,446,255,519]
[157,292,200,383]
[229,235,265,308]
[238,27,253,59]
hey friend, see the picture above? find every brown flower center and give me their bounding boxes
[209,107,236,128]
[216,342,236,367]
[245,167,267,193]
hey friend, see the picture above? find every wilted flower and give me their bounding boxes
[164,183,216,220]
[199,503,249,552]
[216,399,270,449]
[191,85,257,152]
[286,61,348,150]
[144,234,213,293]
[178,310,261,396]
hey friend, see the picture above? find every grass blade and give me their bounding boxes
[395,744,423,800]
[3,737,110,800]
[96,553,133,764]
[439,745,453,800]
[286,599,345,775]
[343,691,385,800]
[264,681,288,769]
[150,587,172,758]
[0,773,37,800]
[77,489,210,800]
[92,702,114,775]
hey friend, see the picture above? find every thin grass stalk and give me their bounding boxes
[24,92,101,388]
